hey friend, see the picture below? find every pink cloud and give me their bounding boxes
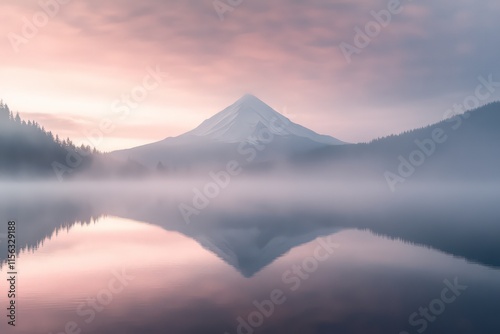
[1,0,499,148]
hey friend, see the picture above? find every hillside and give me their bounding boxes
[293,102,500,185]
[0,101,147,180]
[0,101,95,179]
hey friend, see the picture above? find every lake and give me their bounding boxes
[0,179,499,334]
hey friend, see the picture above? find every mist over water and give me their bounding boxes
[2,177,500,265]
[1,178,499,333]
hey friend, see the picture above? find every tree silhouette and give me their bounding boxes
[0,101,95,179]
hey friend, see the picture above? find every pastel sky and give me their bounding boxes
[1,0,499,151]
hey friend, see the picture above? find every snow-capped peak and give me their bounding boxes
[183,94,345,146]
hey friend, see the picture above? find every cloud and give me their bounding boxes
[1,0,499,148]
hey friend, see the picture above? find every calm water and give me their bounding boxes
[0,180,499,334]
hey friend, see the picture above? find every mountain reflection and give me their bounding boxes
[1,180,500,273]
[1,214,499,334]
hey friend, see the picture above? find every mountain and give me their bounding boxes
[182,94,343,145]
[3,95,498,181]
[110,94,345,171]
[292,101,500,184]
[111,97,500,179]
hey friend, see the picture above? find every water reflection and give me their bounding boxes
[1,216,499,334]
[0,181,499,333]
[1,180,500,272]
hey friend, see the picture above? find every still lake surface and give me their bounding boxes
[0,180,499,334]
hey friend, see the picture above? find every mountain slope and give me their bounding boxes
[111,94,345,171]
[182,94,344,145]
[292,101,500,183]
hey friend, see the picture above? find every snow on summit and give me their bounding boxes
[183,94,345,145]
[110,94,345,168]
